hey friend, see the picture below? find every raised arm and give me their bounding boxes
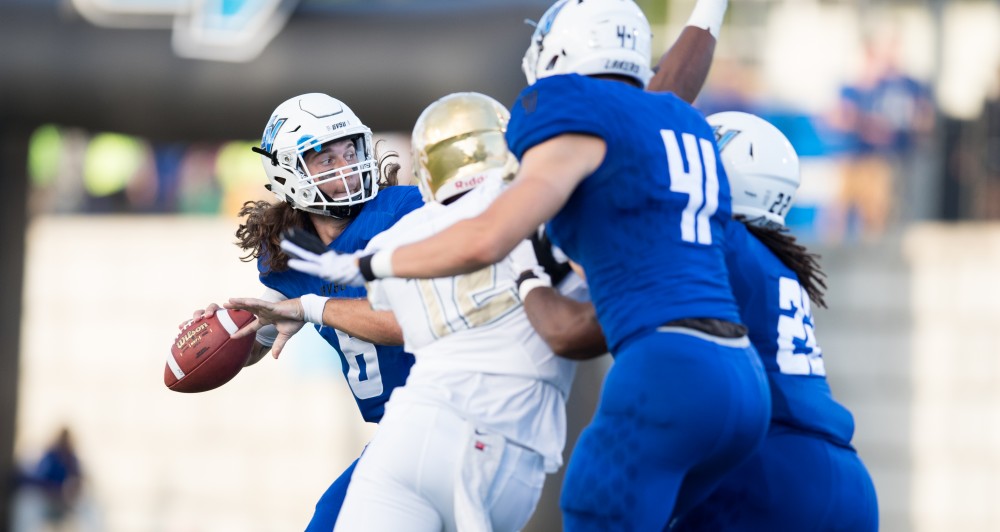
[367,134,605,280]
[647,0,728,102]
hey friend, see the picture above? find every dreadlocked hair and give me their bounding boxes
[236,200,315,272]
[738,215,828,308]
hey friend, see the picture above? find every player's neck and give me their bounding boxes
[309,213,351,245]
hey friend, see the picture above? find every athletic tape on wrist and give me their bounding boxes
[370,250,395,279]
[517,275,550,302]
[300,294,329,325]
[687,0,727,39]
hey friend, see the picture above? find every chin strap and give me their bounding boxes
[325,200,366,220]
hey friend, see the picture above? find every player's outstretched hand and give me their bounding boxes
[225,297,306,358]
[280,228,366,286]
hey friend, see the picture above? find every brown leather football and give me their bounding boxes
[165,309,255,393]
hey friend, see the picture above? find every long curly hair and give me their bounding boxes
[740,216,828,309]
[236,140,402,272]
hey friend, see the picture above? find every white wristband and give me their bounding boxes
[370,249,395,279]
[686,0,728,40]
[518,277,551,301]
[300,294,330,325]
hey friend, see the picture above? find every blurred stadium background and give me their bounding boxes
[1,0,999,530]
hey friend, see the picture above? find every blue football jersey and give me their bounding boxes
[724,221,855,446]
[259,186,423,423]
[506,74,741,352]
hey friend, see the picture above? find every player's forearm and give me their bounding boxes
[387,216,507,279]
[648,0,727,102]
[648,26,717,103]
[323,298,404,345]
[371,137,596,282]
[523,287,607,360]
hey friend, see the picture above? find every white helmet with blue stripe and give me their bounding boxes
[522,0,654,88]
[708,111,801,227]
[256,93,378,218]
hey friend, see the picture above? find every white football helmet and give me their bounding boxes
[708,111,801,226]
[256,93,378,218]
[522,0,653,88]
[411,92,518,204]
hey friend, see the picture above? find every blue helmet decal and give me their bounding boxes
[296,134,324,154]
[538,0,568,38]
[261,115,286,153]
[712,125,742,152]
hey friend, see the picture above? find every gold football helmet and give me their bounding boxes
[411,92,519,204]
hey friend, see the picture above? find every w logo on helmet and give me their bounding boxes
[261,115,286,153]
[712,125,742,152]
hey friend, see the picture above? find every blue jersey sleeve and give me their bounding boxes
[507,75,611,160]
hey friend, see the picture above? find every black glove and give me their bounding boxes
[530,228,572,286]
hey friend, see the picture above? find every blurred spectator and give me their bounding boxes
[13,427,83,531]
[974,67,1000,219]
[150,142,188,213]
[177,143,224,214]
[826,36,934,242]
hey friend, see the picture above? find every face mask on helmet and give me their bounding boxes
[411,92,519,205]
[256,93,379,219]
[522,0,653,88]
[707,111,801,227]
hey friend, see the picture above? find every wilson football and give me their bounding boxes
[165,309,255,393]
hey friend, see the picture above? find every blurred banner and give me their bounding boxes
[71,0,300,62]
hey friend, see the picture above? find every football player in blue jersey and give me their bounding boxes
[188,92,425,532]
[218,1,731,529]
[513,113,881,530]
[277,1,771,530]
[665,111,879,531]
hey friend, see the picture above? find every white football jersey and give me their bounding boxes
[366,176,577,471]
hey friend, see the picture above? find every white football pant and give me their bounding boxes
[333,401,546,532]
